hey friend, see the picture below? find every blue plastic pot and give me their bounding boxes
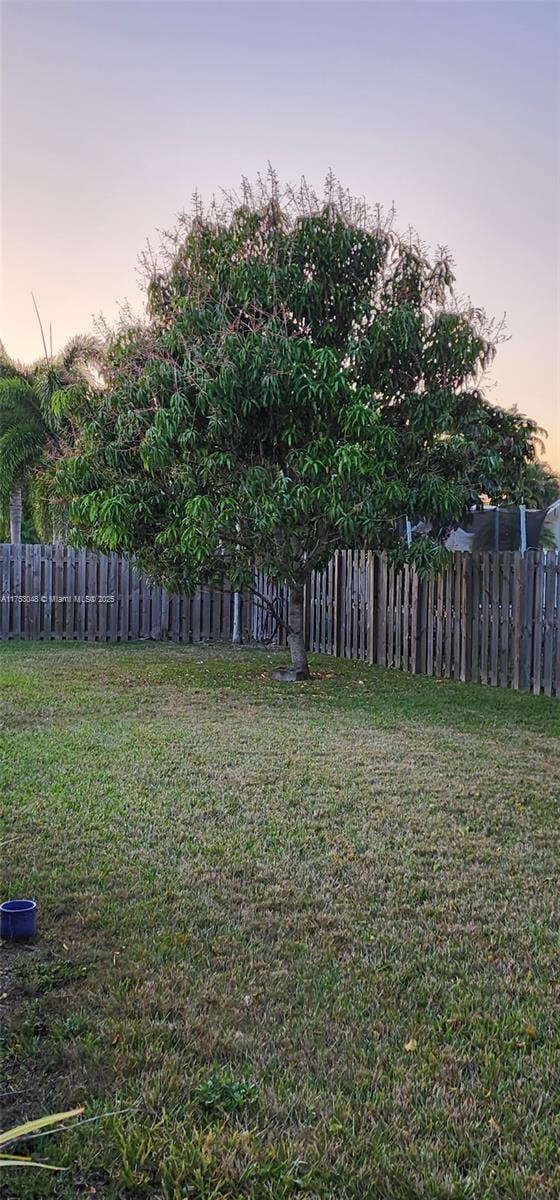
[0,899,37,940]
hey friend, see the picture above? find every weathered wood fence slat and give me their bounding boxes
[1,545,558,696]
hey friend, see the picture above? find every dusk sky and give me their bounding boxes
[2,0,559,467]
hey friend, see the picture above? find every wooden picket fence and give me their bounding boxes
[0,544,234,645]
[254,549,560,697]
[1,544,559,696]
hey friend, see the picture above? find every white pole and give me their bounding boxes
[519,504,527,557]
[232,591,242,644]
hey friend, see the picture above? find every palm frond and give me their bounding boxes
[0,428,46,499]
[0,377,43,425]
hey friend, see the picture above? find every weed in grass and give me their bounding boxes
[195,1072,259,1119]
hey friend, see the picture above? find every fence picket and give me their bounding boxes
[108,553,118,642]
[542,555,555,696]
[554,557,560,699]
[402,565,411,672]
[377,555,387,666]
[35,544,44,639]
[410,570,419,674]
[1,544,10,639]
[452,554,462,679]
[460,556,470,683]
[499,554,511,687]
[181,593,191,644]
[120,557,130,641]
[65,546,75,640]
[421,573,430,674]
[387,560,395,667]
[76,548,86,640]
[96,554,107,641]
[395,567,403,671]
[489,553,500,687]
[435,569,444,677]
[532,553,545,695]
[12,544,22,639]
[521,552,535,692]
[512,552,524,691]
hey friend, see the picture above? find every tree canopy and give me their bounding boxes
[56,173,544,674]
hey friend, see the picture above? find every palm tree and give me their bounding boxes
[515,460,560,509]
[0,337,102,543]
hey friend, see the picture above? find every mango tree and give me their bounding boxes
[58,174,539,677]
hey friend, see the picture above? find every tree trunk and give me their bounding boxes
[51,505,66,544]
[9,488,22,544]
[287,583,309,677]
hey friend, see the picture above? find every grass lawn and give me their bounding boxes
[1,642,559,1200]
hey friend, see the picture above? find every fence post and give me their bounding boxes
[336,555,343,657]
[367,552,376,664]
